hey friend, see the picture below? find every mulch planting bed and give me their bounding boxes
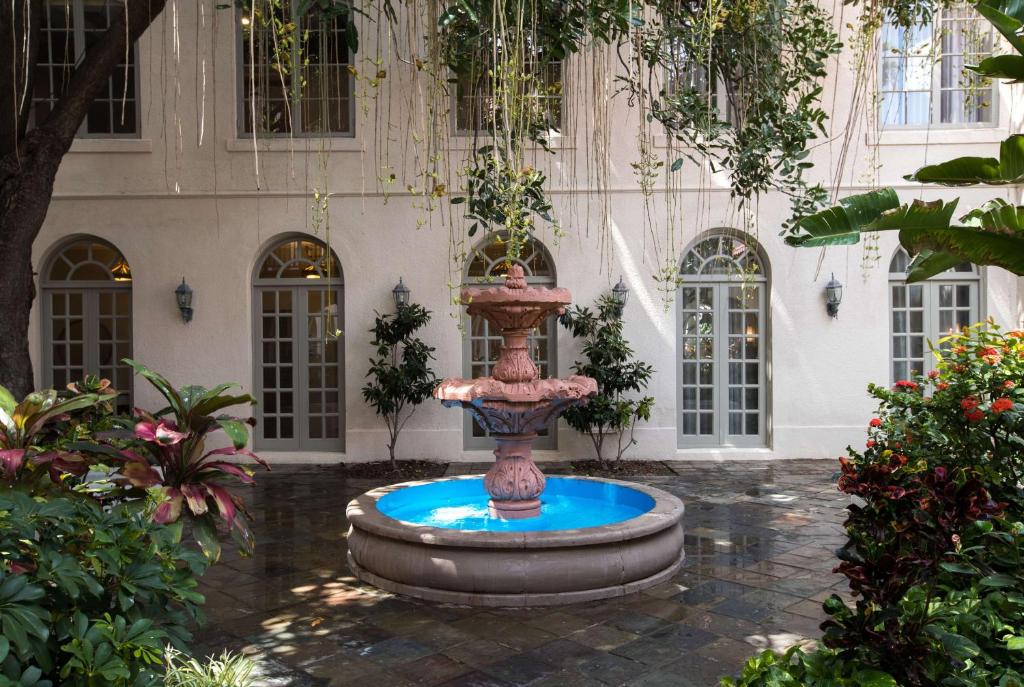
[340,460,449,480]
[569,459,675,477]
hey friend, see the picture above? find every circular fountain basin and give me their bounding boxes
[346,475,685,607]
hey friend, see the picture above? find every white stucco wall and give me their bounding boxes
[25,3,1024,463]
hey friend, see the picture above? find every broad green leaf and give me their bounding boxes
[852,670,899,687]
[906,135,1024,185]
[0,386,14,415]
[124,358,186,419]
[899,226,1024,278]
[1007,635,1024,650]
[968,54,1024,82]
[906,250,965,282]
[217,419,249,449]
[867,198,960,232]
[785,188,900,246]
[976,0,1024,55]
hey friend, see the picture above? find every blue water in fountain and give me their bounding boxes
[376,476,655,532]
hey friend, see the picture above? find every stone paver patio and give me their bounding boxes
[195,460,850,686]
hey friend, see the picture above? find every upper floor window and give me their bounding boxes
[879,4,995,128]
[665,44,736,124]
[453,58,563,136]
[239,2,353,136]
[33,0,140,136]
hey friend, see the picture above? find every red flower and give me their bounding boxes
[894,380,919,391]
[869,418,882,427]
[979,347,1002,365]
[992,397,1014,414]
[936,382,949,391]
[964,409,985,423]
[866,439,876,448]
[1004,380,1016,390]
[961,396,980,411]
[927,370,939,379]
[953,345,967,354]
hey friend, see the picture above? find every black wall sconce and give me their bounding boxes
[392,277,410,309]
[611,275,629,319]
[825,273,843,318]
[175,277,194,323]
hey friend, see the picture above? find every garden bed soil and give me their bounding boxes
[569,460,675,477]
[340,460,448,480]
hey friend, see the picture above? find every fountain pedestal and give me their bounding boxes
[434,264,597,519]
[486,433,544,518]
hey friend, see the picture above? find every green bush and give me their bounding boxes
[725,325,1024,687]
[0,491,207,686]
[558,294,654,465]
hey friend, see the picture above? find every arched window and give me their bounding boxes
[889,247,980,381]
[464,233,557,450]
[678,233,768,448]
[253,236,344,451]
[42,237,133,412]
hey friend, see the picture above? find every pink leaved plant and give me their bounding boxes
[0,384,104,488]
[76,359,269,561]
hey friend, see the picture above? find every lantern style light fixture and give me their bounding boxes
[392,277,411,309]
[825,273,843,318]
[175,278,194,323]
[611,275,629,318]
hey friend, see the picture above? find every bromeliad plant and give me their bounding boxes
[559,295,654,466]
[80,360,268,561]
[0,385,104,489]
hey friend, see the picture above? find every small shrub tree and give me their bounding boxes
[559,295,654,466]
[362,304,438,468]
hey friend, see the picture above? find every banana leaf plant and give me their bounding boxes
[0,385,102,488]
[785,0,1024,278]
[75,360,268,561]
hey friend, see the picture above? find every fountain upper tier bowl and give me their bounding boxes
[346,475,685,607]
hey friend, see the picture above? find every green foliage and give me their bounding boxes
[640,0,842,228]
[163,648,256,687]
[787,1,1024,277]
[0,491,207,686]
[559,295,654,464]
[723,326,1024,686]
[362,303,438,466]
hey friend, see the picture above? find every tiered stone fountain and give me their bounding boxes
[433,265,597,518]
[347,266,685,606]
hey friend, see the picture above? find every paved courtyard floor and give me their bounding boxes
[195,460,850,687]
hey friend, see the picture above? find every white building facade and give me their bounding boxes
[26,1,1024,463]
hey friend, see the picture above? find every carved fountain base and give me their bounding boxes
[485,433,545,519]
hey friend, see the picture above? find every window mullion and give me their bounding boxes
[292,4,302,135]
[73,0,88,136]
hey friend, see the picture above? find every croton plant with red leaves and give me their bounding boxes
[818,324,1024,686]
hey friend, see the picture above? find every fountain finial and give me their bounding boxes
[505,264,526,289]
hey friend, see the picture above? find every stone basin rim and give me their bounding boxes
[345,474,685,549]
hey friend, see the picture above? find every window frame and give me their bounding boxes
[877,5,998,130]
[888,249,982,381]
[235,4,355,138]
[32,0,142,138]
[450,58,566,138]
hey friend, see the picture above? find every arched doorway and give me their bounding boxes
[42,237,134,412]
[253,236,344,451]
[677,232,768,448]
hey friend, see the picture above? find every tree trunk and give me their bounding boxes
[0,0,168,397]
